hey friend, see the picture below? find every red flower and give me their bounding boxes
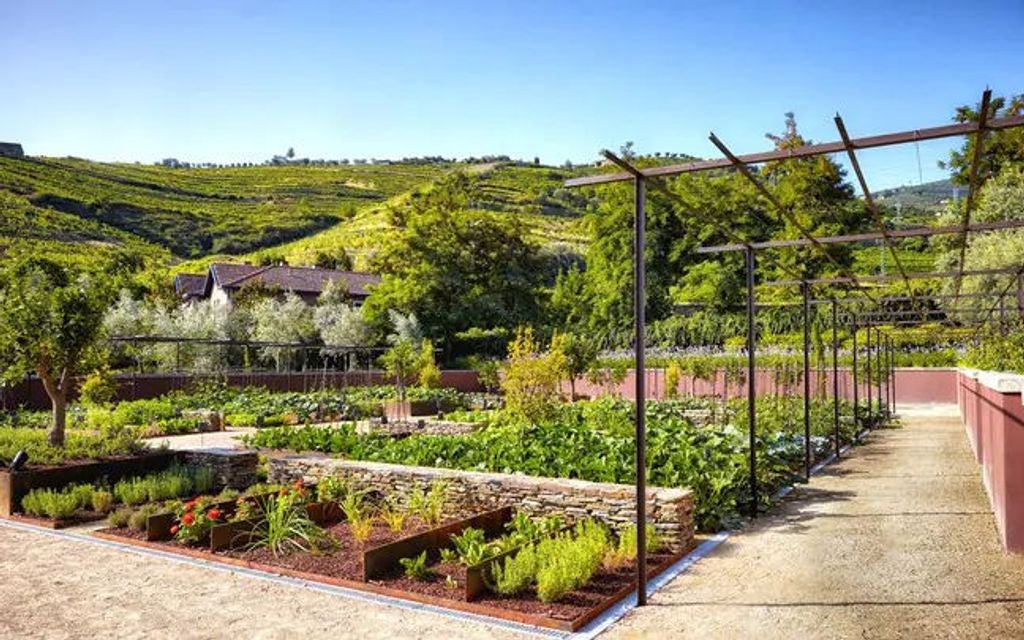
[207,509,222,521]
[170,525,179,535]
[181,512,195,526]
[183,500,196,513]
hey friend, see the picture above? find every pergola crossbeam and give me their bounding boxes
[953,89,993,302]
[695,219,1024,253]
[763,266,1023,288]
[565,112,1024,188]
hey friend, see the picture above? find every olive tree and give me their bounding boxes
[0,260,109,446]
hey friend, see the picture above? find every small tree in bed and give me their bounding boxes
[0,259,109,446]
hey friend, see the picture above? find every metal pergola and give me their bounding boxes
[563,89,1024,605]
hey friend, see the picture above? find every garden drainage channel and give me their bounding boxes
[0,518,562,640]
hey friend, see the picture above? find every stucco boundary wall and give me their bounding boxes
[568,367,958,405]
[957,368,1024,552]
[2,370,483,410]
[267,455,695,553]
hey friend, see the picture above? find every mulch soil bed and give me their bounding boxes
[94,516,684,630]
[374,552,677,621]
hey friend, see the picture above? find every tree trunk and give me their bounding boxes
[569,377,576,402]
[39,372,67,447]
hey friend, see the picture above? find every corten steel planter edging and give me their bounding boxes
[90,527,685,632]
[0,451,183,517]
[5,511,108,530]
[362,506,513,582]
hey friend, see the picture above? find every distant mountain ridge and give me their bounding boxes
[875,178,959,213]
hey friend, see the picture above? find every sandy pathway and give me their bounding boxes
[609,410,1024,639]
[0,524,530,639]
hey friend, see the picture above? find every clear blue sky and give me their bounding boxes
[2,0,1021,189]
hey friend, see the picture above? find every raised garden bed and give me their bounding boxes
[0,451,182,517]
[93,500,688,632]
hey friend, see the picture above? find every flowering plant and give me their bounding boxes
[172,497,224,544]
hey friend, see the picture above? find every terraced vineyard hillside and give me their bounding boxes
[242,163,596,270]
[0,156,597,280]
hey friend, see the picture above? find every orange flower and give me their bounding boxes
[170,525,179,535]
[181,512,195,526]
[207,509,222,521]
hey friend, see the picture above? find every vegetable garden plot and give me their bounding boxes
[93,479,685,631]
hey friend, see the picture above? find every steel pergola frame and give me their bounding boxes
[564,91,1024,606]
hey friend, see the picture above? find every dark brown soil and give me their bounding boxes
[100,526,148,541]
[95,511,677,628]
[372,552,676,622]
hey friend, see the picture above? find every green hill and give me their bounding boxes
[876,178,959,216]
[0,156,601,283]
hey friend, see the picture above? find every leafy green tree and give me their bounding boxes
[364,173,544,354]
[942,94,1024,187]
[501,327,567,423]
[379,339,419,403]
[936,167,1024,311]
[0,259,110,445]
[416,340,442,389]
[553,332,598,401]
[250,293,315,371]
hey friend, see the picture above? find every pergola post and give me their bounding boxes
[802,281,811,480]
[745,245,758,517]
[865,325,873,418]
[632,175,648,607]
[852,317,859,429]
[890,337,897,413]
[831,299,840,458]
[875,328,883,418]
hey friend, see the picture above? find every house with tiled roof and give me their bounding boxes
[174,263,380,307]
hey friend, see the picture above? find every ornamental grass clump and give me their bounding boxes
[245,494,328,557]
[378,498,406,533]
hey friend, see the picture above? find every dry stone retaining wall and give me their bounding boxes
[267,455,694,552]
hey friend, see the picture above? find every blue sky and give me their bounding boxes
[1,0,1021,189]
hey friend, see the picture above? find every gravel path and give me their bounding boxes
[609,409,1024,639]
[2,409,1022,639]
[0,525,529,640]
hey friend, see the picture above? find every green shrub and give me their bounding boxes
[192,466,217,494]
[113,478,149,506]
[79,367,119,407]
[107,506,133,528]
[128,503,161,532]
[90,489,114,513]
[491,544,538,595]
[0,426,143,468]
[534,520,609,603]
[315,475,350,503]
[21,487,83,520]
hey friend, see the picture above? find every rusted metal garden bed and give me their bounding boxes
[93,503,685,631]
